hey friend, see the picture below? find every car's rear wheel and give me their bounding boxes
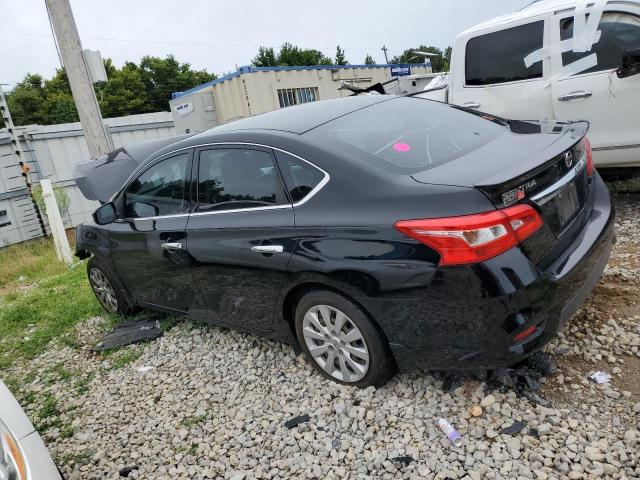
[87,257,138,316]
[294,290,395,387]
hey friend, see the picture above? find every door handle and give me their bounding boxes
[251,245,284,254]
[558,90,592,101]
[161,242,183,250]
[461,102,481,109]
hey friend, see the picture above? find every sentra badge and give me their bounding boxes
[502,179,537,206]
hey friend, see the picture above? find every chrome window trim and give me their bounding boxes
[121,142,330,222]
[531,152,586,206]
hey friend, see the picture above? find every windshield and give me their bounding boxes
[308,97,506,173]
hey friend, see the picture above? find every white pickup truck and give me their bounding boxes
[417,0,640,172]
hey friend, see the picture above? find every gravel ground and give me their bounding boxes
[5,193,640,480]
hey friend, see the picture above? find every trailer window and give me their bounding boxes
[465,21,544,86]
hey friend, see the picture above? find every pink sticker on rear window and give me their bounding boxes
[393,142,411,152]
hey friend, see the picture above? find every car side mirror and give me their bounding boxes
[617,49,640,79]
[93,202,116,225]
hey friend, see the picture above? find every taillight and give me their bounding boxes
[576,137,594,177]
[395,204,543,266]
[584,137,594,177]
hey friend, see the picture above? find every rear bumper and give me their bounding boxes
[359,174,615,371]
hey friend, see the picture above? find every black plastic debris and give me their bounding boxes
[392,456,415,465]
[500,420,527,435]
[485,352,557,400]
[93,314,170,352]
[529,427,539,438]
[119,466,138,477]
[435,352,556,403]
[441,374,464,393]
[525,351,557,376]
[284,414,310,429]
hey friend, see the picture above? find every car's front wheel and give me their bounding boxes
[87,257,137,316]
[295,290,395,387]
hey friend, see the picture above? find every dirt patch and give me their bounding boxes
[543,353,640,404]
[587,278,640,318]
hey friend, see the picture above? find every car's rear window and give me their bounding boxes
[308,97,506,173]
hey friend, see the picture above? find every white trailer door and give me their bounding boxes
[450,16,554,121]
[550,8,640,168]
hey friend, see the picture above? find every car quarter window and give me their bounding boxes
[124,152,190,218]
[560,12,640,73]
[465,20,545,86]
[196,148,286,212]
[274,150,325,203]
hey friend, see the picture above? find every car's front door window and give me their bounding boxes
[124,153,190,218]
[196,148,286,212]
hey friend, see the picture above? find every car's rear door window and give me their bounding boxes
[196,148,287,212]
[274,150,326,203]
[308,97,506,174]
[465,21,545,85]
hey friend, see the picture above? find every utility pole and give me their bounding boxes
[381,45,389,64]
[0,84,48,237]
[44,0,112,158]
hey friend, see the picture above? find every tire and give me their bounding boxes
[294,290,395,388]
[87,256,138,316]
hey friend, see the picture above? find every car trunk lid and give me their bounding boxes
[411,119,591,269]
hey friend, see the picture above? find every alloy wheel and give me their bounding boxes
[302,304,370,383]
[89,268,118,313]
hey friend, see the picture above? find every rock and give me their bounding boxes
[469,405,483,417]
[584,446,604,462]
[480,395,496,408]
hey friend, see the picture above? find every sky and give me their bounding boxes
[0,0,532,90]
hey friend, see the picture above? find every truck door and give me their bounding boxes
[450,17,555,121]
[550,8,640,168]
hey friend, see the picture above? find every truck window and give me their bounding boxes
[560,12,640,74]
[465,21,544,86]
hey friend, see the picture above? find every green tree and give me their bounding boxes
[41,69,78,124]
[443,46,452,71]
[335,45,348,65]
[139,55,215,110]
[364,54,376,65]
[391,45,447,72]
[96,60,148,117]
[3,74,47,127]
[2,55,216,127]
[252,47,278,67]
[252,43,333,67]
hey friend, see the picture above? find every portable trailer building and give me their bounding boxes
[169,63,432,134]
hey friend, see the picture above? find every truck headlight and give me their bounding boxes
[0,419,27,480]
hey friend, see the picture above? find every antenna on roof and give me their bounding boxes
[411,50,439,58]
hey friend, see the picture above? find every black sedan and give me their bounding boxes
[76,95,615,387]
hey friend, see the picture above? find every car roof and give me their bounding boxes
[461,0,639,34]
[202,95,393,135]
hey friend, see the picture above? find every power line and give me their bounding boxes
[0,31,391,52]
